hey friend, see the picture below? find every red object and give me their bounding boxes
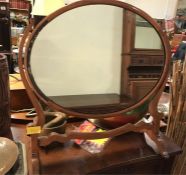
[171,45,179,53]
[100,114,138,128]
[74,121,96,144]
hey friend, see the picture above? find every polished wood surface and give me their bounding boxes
[11,112,33,123]
[10,119,181,175]
[50,94,134,108]
[9,73,33,110]
[10,115,181,175]
[9,74,25,90]
[10,89,33,110]
[50,94,135,114]
[37,132,181,175]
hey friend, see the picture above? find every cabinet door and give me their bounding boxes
[130,80,157,100]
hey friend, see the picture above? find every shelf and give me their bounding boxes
[131,64,163,66]
[11,112,33,123]
[0,1,9,3]
[129,77,159,80]
[49,94,134,108]
[48,94,135,114]
[10,8,29,12]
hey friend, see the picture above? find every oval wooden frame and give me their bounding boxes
[19,0,170,122]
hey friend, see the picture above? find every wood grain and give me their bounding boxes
[0,54,12,138]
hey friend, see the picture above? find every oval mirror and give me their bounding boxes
[23,0,170,122]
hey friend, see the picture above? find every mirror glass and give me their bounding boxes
[29,4,165,114]
[135,16,162,49]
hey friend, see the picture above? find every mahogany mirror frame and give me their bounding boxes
[18,0,171,156]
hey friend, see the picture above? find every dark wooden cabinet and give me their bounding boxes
[91,156,175,175]
[34,132,181,175]
[121,10,164,99]
[129,79,157,100]
[0,2,14,73]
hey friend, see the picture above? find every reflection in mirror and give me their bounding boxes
[29,4,165,114]
[135,15,162,49]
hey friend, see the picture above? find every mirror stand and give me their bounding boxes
[18,17,169,160]
[16,1,184,174]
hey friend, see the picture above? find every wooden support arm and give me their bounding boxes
[38,120,152,146]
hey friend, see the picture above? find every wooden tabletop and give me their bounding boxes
[37,131,181,174]
[11,118,182,175]
[9,73,25,90]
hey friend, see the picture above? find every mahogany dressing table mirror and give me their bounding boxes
[18,0,172,172]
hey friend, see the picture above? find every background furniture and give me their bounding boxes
[0,54,12,138]
[0,1,13,73]
[9,73,33,111]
